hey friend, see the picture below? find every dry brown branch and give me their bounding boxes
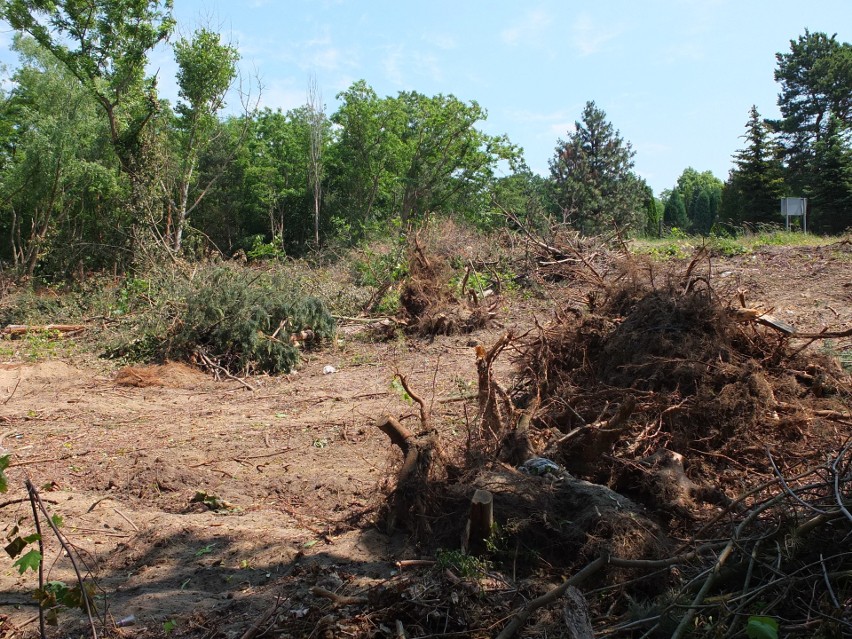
[495,556,607,639]
[238,597,283,639]
[395,373,430,428]
[310,586,368,606]
[195,348,255,390]
[2,324,85,336]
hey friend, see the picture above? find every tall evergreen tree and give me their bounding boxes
[772,30,852,190]
[549,101,645,235]
[663,190,688,228]
[721,106,786,226]
[807,114,852,233]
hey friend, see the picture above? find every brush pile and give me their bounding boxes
[371,239,852,637]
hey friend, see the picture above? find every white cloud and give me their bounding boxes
[383,44,405,85]
[501,9,552,46]
[309,47,342,71]
[506,108,576,138]
[381,44,443,87]
[550,122,575,137]
[570,13,624,56]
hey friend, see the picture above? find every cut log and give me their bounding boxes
[2,324,86,337]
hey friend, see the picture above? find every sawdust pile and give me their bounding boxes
[114,362,206,388]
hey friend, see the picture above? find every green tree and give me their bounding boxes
[0,36,123,277]
[663,190,688,229]
[169,27,239,251]
[666,168,722,233]
[807,114,852,233]
[491,162,557,233]
[2,0,174,262]
[772,30,852,189]
[394,91,515,226]
[549,101,646,235]
[721,106,786,226]
[641,185,662,237]
[1,0,175,177]
[328,81,515,236]
[691,188,713,235]
[327,81,406,236]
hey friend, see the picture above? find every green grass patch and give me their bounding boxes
[632,229,842,260]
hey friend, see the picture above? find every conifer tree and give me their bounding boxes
[721,106,786,226]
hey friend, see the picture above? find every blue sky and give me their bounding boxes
[3,1,851,195]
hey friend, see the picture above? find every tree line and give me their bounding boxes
[663,30,852,236]
[0,1,849,281]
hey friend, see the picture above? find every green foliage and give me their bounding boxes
[435,549,491,579]
[169,27,240,251]
[0,36,126,277]
[0,329,69,362]
[390,377,413,404]
[1,0,175,173]
[746,616,779,639]
[352,237,409,288]
[0,454,8,493]
[12,548,41,574]
[807,114,852,233]
[116,264,335,375]
[722,106,787,227]
[113,277,150,316]
[632,228,835,261]
[664,191,689,228]
[246,235,287,261]
[327,80,517,237]
[491,165,556,233]
[34,580,97,625]
[549,101,647,235]
[773,30,852,188]
[667,168,723,234]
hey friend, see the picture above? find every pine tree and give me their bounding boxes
[773,31,852,191]
[722,106,786,226]
[549,101,645,235]
[807,115,852,233]
[663,191,688,229]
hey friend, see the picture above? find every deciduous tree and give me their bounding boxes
[169,27,239,251]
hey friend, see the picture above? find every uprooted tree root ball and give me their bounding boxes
[373,245,851,638]
[398,236,498,336]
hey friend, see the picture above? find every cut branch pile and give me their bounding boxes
[369,240,852,637]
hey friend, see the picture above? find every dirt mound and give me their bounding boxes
[114,362,206,388]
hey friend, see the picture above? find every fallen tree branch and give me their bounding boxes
[496,555,607,639]
[2,324,86,337]
[195,348,255,391]
[310,586,368,606]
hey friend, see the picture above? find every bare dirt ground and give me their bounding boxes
[0,242,850,638]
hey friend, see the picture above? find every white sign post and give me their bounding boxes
[780,197,807,233]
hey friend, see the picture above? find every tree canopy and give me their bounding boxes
[0,14,850,280]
